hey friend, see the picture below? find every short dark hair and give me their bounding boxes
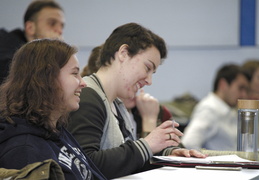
[213,64,249,92]
[24,0,63,24]
[100,22,167,66]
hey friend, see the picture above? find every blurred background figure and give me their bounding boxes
[81,44,103,77]
[182,64,249,151]
[0,0,65,85]
[121,89,172,139]
[242,59,259,100]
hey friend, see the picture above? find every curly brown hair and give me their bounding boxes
[0,39,77,132]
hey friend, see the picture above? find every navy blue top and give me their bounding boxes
[0,117,106,180]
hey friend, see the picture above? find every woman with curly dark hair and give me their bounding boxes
[0,39,106,180]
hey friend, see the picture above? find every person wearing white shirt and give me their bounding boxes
[182,64,249,151]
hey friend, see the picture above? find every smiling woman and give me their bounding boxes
[0,39,106,180]
[68,22,206,179]
[58,54,86,112]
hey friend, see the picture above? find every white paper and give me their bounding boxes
[152,154,255,164]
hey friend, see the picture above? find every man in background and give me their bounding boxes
[0,0,65,84]
[182,64,249,151]
[242,59,259,100]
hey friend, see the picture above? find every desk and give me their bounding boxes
[113,166,259,180]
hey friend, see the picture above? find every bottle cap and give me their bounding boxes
[237,99,259,109]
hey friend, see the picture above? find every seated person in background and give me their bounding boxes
[68,22,206,179]
[0,0,65,85]
[182,64,249,151]
[242,59,259,100]
[0,39,106,180]
[122,89,172,139]
[81,44,172,139]
[81,44,103,77]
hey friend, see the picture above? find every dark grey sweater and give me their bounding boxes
[68,75,155,179]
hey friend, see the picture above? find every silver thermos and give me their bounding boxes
[237,99,259,160]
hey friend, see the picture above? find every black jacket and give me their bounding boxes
[0,28,27,84]
[68,86,161,179]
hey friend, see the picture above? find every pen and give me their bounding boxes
[195,166,242,171]
[171,118,175,128]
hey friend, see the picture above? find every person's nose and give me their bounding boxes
[145,73,153,86]
[80,77,87,88]
[55,24,63,35]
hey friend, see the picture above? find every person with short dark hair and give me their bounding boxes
[68,22,206,179]
[182,64,249,151]
[0,0,65,85]
[81,44,172,139]
[0,39,106,180]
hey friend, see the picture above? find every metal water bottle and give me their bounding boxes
[237,99,259,160]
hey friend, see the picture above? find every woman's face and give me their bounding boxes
[118,46,161,99]
[58,54,86,112]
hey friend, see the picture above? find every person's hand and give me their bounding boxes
[136,89,160,132]
[144,120,183,154]
[170,148,208,158]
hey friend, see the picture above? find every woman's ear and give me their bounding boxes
[118,44,129,62]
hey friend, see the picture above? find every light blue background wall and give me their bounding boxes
[1,0,258,101]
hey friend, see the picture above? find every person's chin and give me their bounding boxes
[70,104,79,112]
[131,91,137,98]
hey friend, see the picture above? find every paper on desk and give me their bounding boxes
[152,154,255,164]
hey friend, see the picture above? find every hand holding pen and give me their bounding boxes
[144,120,183,154]
[168,118,179,140]
[171,118,175,128]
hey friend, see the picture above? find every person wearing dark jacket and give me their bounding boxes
[68,22,206,179]
[80,44,172,139]
[0,0,65,85]
[0,39,106,180]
